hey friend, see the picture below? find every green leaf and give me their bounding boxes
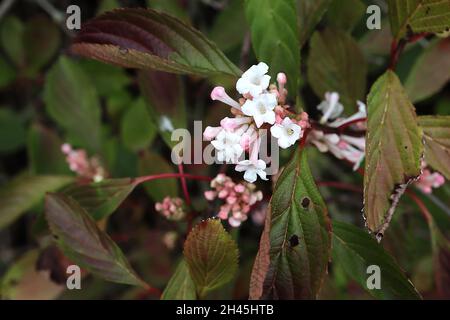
[209,0,246,52]
[332,221,422,299]
[44,56,102,153]
[184,219,239,298]
[244,0,300,97]
[27,123,71,175]
[0,55,16,88]
[405,39,450,103]
[138,151,178,202]
[387,0,450,40]
[62,178,138,220]
[429,219,450,297]
[161,260,197,300]
[0,249,64,300]
[0,174,73,231]
[120,98,157,151]
[325,0,365,32]
[297,0,332,47]
[418,115,450,179]
[0,16,25,67]
[22,16,61,77]
[249,148,331,299]
[45,193,147,287]
[0,108,26,154]
[71,8,240,78]
[97,0,121,14]
[138,70,186,148]
[364,70,423,238]
[307,29,367,112]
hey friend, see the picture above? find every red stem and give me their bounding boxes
[178,164,191,206]
[337,118,367,133]
[405,190,432,223]
[134,173,211,185]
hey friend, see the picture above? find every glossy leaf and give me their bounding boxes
[297,0,331,47]
[387,0,450,40]
[45,193,147,287]
[62,178,138,220]
[71,8,240,77]
[405,39,450,103]
[120,98,157,151]
[44,56,101,153]
[364,70,423,238]
[250,148,331,299]
[0,174,73,231]
[161,260,196,300]
[138,151,178,202]
[184,219,239,298]
[244,0,300,97]
[138,70,186,148]
[418,115,450,179]
[332,221,421,299]
[307,29,367,112]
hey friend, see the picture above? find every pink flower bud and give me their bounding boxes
[203,126,222,141]
[210,86,241,110]
[61,143,72,154]
[204,190,216,200]
[277,73,287,85]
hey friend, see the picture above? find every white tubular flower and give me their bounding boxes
[235,159,268,183]
[329,101,367,128]
[211,130,244,163]
[236,62,271,97]
[270,117,302,149]
[318,92,344,124]
[203,126,222,141]
[241,93,277,127]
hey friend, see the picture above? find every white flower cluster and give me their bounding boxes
[204,63,308,183]
[309,92,367,170]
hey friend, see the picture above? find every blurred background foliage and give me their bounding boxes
[0,0,449,299]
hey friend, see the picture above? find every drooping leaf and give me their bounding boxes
[332,221,422,299]
[0,250,64,300]
[307,28,367,112]
[0,174,73,231]
[44,56,101,153]
[138,70,186,148]
[244,0,300,97]
[61,178,138,220]
[250,148,331,300]
[387,0,450,40]
[138,151,178,202]
[71,8,240,78]
[45,193,147,287]
[325,0,365,32]
[418,115,450,179]
[405,39,450,103]
[364,70,423,238]
[184,219,239,298]
[27,123,71,175]
[120,98,157,151]
[0,108,26,154]
[297,0,332,47]
[161,260,196,300]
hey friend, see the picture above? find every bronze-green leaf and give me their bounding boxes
[364,70,423,238]
[418,115,450,179]
[45,193,147,287]
[71,8,240,78]
[387,0,450,40]
[161,260,196,300]
[183,219,239,298]
[307,28,367,112]
[250,148,331,300]
[0,174,73,231]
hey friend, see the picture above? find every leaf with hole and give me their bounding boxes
[250,148,331,299]
[364,70,423,238]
